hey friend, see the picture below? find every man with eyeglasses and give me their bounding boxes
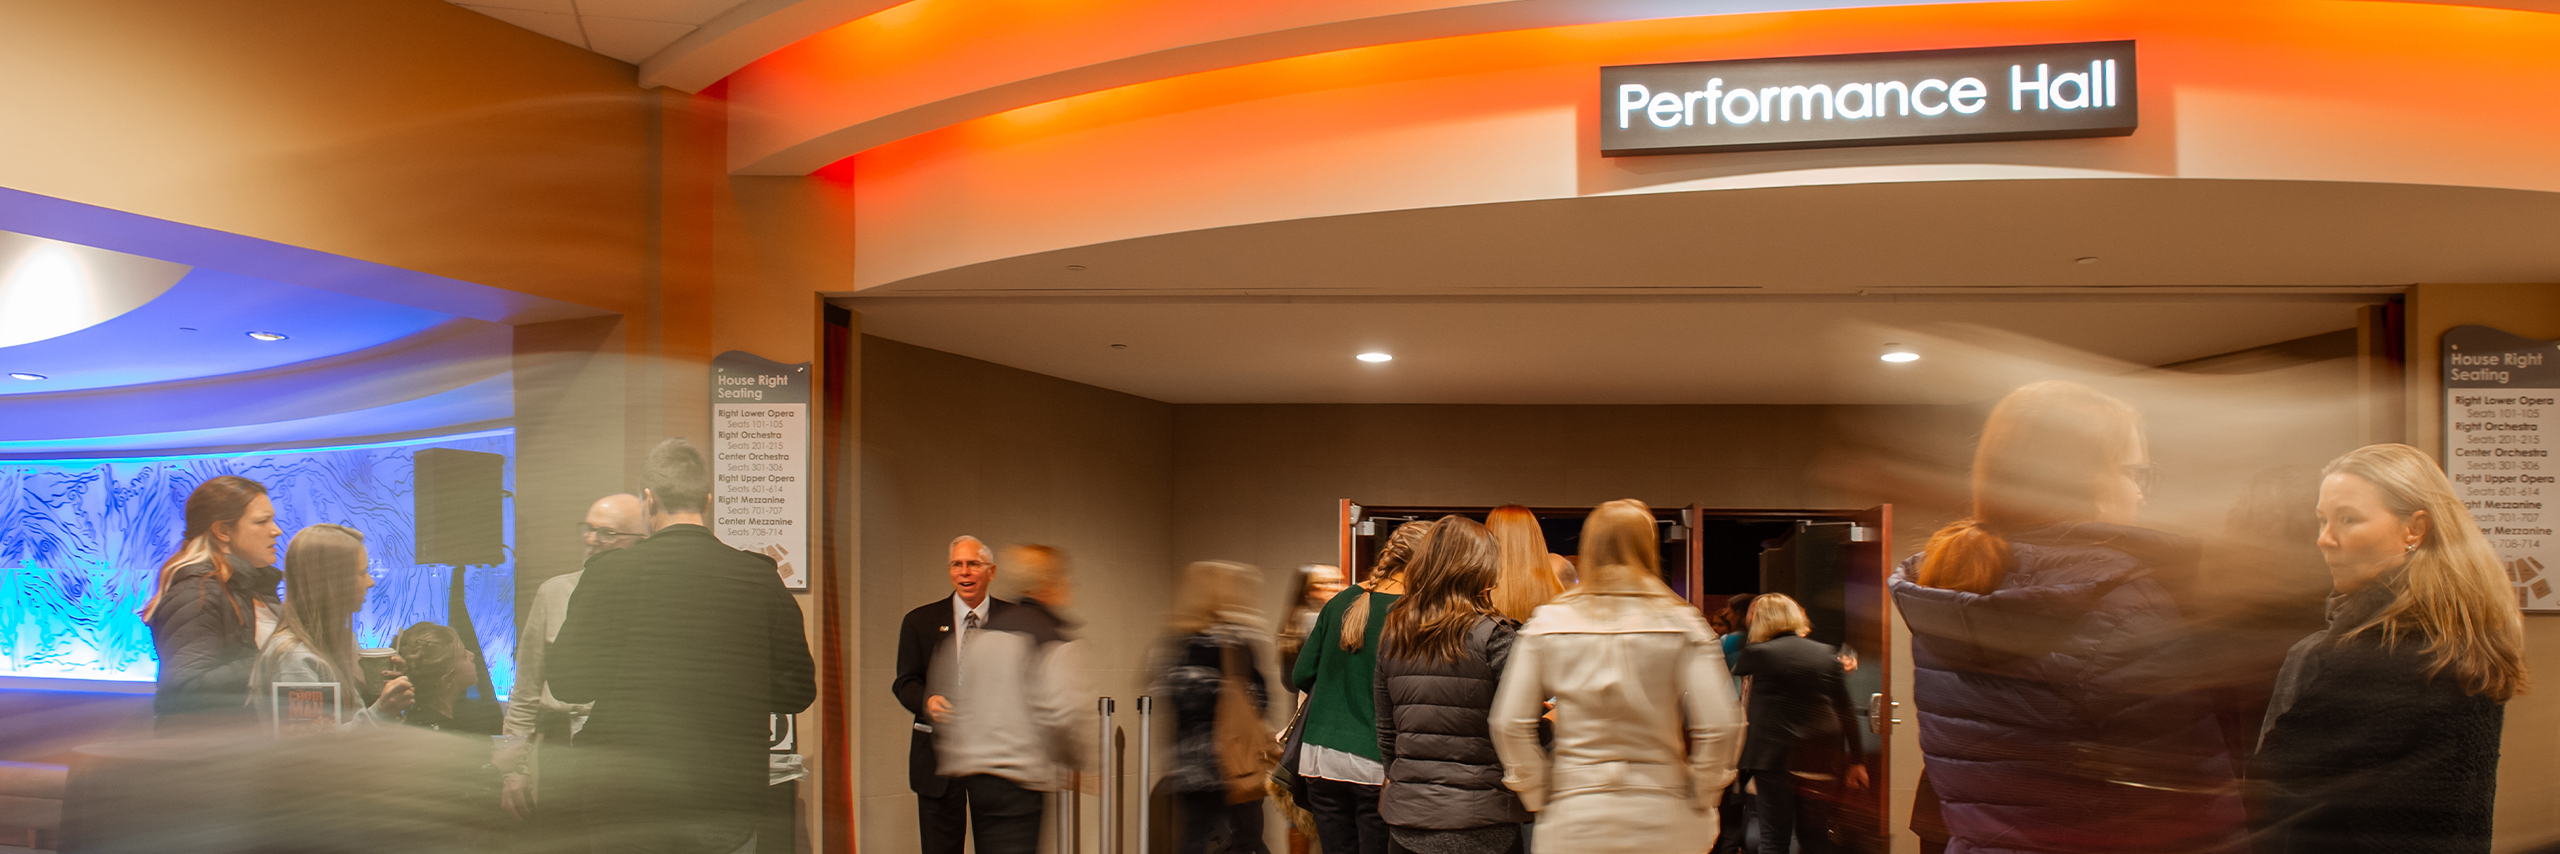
[495,493,643,848]
[895,535,1058,854]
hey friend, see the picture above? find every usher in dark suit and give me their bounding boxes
[551,524,816,854]
[1732,633,1865,854]
[893,595,1027,854]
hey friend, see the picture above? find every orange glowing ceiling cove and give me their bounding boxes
[825,0,2560,171]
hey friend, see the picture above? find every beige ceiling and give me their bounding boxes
[839,177,2560,404]
[449,0,753,64]
[845,295,2375,405]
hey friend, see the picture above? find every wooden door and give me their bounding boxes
[1840,504,1896,851]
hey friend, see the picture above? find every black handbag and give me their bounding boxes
[1268,693,1315,831]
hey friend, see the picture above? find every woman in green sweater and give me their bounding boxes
[1293,521,1427,854]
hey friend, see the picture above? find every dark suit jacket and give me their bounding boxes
[891,594,1023,795]
[1732,634,1862,772]
[551,524,817,843]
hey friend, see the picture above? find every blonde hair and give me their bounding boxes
[1556,499,1684,603]
[1919,381,2143,594]
[1485,505,1562,621]
[1341,521,1430,653]
[999,544,1066,601]
[1168,560,1262,635]
[1748,593,1812,643]
[277,524,370,694]
[2322,444,2529,701]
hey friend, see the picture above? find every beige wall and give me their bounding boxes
[0,0,654,315]
[2405,284,2560,854]
[0,5,854,846]
[859,335,1178,853]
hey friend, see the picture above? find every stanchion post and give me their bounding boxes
[1062,784,1079,854]
[1136,695,1154,854]
[1098,696,1117,854]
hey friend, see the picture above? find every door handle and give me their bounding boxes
[1868,693,1902,735]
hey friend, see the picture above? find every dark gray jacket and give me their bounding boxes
[1373,614,1529,830]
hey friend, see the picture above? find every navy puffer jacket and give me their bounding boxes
[1891,523,2245,854]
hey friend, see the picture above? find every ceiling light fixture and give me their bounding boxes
[8,372,44,381]
[2074,256,2100,265]
[1356,352,1393,363]
[1881,345,1919,363]
[246,331,288,341]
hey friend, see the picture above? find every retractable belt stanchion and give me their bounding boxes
[1136,695,1154,854]
[1062,766,1079,854]
[1098,697,1117,853]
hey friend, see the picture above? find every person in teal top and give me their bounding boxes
[1289,521,1426,854]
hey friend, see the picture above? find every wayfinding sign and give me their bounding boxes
[1600,41,2137,156]
[2442,325,2560,613]
[711,350,813,590]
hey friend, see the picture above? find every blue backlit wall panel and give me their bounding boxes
[0,431,515,695]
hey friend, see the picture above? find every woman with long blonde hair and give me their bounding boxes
[1156,561,1271,854]
[1492,500,1743,854]
[2254,444,2528,853]
[1890,380,2244,854]
[1485,505,1562,622]
[249,524,414,729]
[1288,520,1428,854]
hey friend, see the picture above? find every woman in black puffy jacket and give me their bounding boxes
[1374,515,1528,854]
[1890,381,2245,854]
[142,475,286,734]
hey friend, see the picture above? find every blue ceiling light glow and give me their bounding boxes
[0,269,455,396]
[246,331,288,341]
[7,372,41,381]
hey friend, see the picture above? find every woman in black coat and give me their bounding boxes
[1373,515,1528,854]
[2253,445,2530,854]
[142,475,286,734]
[1730,594,1867,854]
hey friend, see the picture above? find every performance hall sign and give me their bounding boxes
[2442,325,2560,613]
[1600,41,2137,156]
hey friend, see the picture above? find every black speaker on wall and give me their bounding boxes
[415,447,505,566]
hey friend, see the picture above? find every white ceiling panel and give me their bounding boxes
[451,0,752,64]
[582,15,701,63]
[457,4,585,48]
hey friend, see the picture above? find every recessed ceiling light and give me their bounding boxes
[1881,346,1919,363]
[8,372,45,381]
[2074,256,2100,265]
[246,331,288,341]
[1065,264,1087,272]
[178,327,198,332]
[1356,352,1393,363]
[1109,343,1128,350]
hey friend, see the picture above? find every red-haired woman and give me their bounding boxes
[143,475,286,733]
[1890,381,2244,853]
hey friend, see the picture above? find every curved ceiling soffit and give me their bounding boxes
[853,178,2560,297]
[712,0,2560,175]
[0,318,512,443]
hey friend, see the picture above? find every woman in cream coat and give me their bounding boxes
[1492,499,1745,854]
